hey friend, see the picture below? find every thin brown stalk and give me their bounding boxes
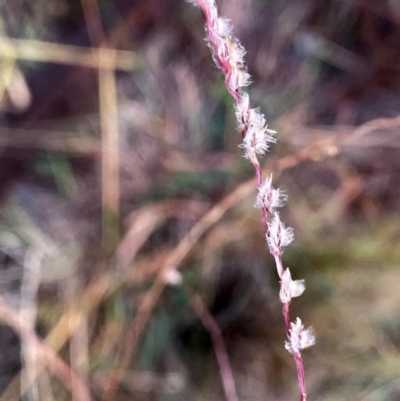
[0,297,92,401]
[0,55,16,105]
[185,289,239,401]
[65,277,90,401]
[0,138,340,401]
[0,129,100,155]
[99,48,120,251]
[0,200,210,401]
[0,37,136,71]
[80,0,105,46]
[20,247,44,401]
[100,274,166,401]
[100,137,340,399]
[0,275,110,401]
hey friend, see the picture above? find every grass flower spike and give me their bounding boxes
[187,1,315,400]
[255,174,287,215]
[286,318,316,355]
[267,213,294,256]
[280,268,306,304]
[239,112,277,164]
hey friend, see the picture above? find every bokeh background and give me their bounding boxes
[0,0,400,400]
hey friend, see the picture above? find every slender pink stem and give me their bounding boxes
[273,253,284,278]
[187,291,239,401]
[294,354,307,400]
[191,1,311,400]
[253,161,263,187]
[282,302,290,335]
[252,161,270,228]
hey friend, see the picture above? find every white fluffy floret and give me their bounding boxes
[255,174,287,213]
[279,268,305,304]
[216,17,233,37]
[235,93,250,130]
[238,109,276,162]
[285,318,315,355]
[266,213,294,255]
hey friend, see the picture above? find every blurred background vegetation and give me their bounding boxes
[0,0,400,400]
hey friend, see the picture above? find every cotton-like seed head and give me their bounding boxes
[226,38,246,68]
[213,35,228,61]
[216,17,233,37]
[235,93,250,131]
[285,318,315,355]
[279,268,305,304]
[267,213,294,255]
[255,174,287,213]
[229,68,251,91]
[239,128,271,163]
[238,109,276,163]
[249,107,265,128]
[237,69,251,88]
[207,21,247,78]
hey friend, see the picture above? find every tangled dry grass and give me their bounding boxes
[1,1,400,401]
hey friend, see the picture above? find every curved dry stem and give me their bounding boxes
[0,297,92,401]
[185,288,239,401]
[99,136,341,400]
[0,136,342,401]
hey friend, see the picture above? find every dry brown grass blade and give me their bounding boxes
[185,289,239,401]
[81,0,105,46]
[0,135,343,401]
[99,48,120,251]
[117,200,210,267]
[0,55,16,107]
[0,274,110,401]
[0,37,136,71]
[0,199,206,401]
[66,277,90,401]
[20,248,43,401]
[0,297,92,401]
[286,115,400,149]
[100,272,167,401]
[0,129,100,155]
[99,136,341,400]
